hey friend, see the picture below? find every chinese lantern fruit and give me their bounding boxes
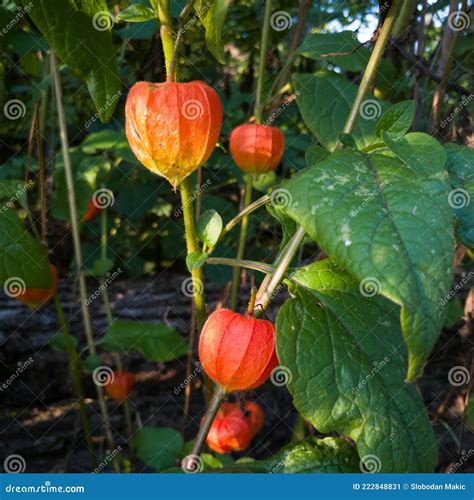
[14,264,58,308]
[83,199,101,222]
[105,371,135,402]
[206,401,264,454]
[199,309,278,392]
[125,80,223,189]
[229,123,284,173]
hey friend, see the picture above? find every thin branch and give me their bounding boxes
[267,0,311,114]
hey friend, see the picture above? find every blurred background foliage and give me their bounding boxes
[0,0,472,284]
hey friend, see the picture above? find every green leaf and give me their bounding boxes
[298,31,370,72]
[195,0,229,64]
[305,146,330,165]
[83,354,103,372]
[100,319,188,362]
[445,144,474,249]
[375,101,415,139]
[0,180,31,207]
[251,171,277,192]
[48,332,78,352]
[0,209,53,288]
[279,147,454,380]
[444,299,464,328]
[24,0,121,122]
[293,71,384,151]
[81,130,129,153]
[467,399,474,433]
[186,251,208,271]
[207,437,359,473]
[338,133,356,148]
[276,260,437,472]
[132,427,184,471]
[382,132,447,173]
[85,258,114,277]
[196,209,222,248]
[116,5,156,22]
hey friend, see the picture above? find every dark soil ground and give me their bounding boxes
[0,274,472,473]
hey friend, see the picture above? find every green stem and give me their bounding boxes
[99,207,135,456]
[180,177,207,330]
[341,0,404,137]
[54,295,96,469]
[230,175,253,310]
[168,0,196,81]
[254,226,306,318]
[187,386,226,464]
[50,52,119,472]
[156,0,174,81]
[208,194,271,254]
[254,0,273,123]
[207,257,275,275]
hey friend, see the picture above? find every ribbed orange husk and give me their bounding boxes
[125,80,223,189]
[206,401,264,454]
[229,123,285,173]
[105,371,135,402]
[199,309,278,392]
[15,264,58,308]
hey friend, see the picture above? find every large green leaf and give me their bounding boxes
[167,437,359,473]
[24,0,121,122]
[132,427,184,471]
[224,438,358,473]
[100,319,188,362]
[0,209,53,288]
[444,144,474,249]
[195,0,229,64]
[298,31,370,72]
[279,145,453,380]
[375,101,415,139]
[293,71,384,151]
[276,261,437,472]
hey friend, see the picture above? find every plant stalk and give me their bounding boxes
[208,257,275,275]
[208,194,271,254]
[254,0,273,123]
[230,175,253,310]
[187,386,226,463]
[156,0,174,81]
[50,52,119,471]
[99,207,135,451]
[180,177,207,330]
[341,0,404,137]
[54,295,96,469]
[254,226,306,317]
